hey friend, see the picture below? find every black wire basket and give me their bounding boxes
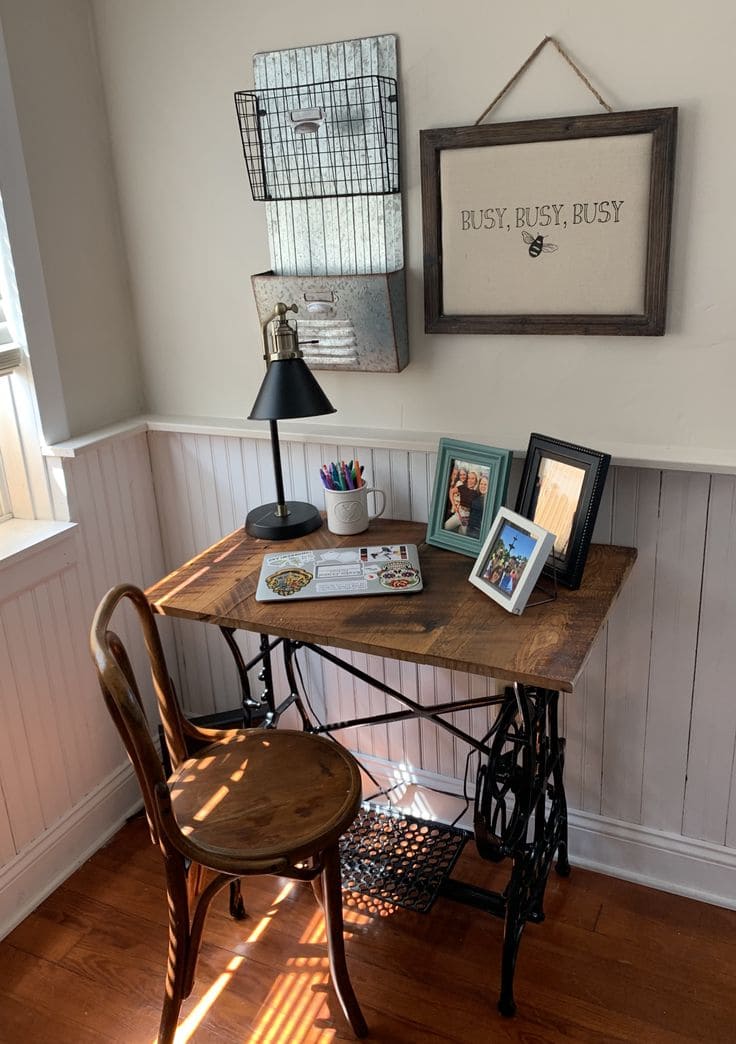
[234,74,400,202]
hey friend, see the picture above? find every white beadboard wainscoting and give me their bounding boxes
[0,428,171,937]
[1,420,736,939]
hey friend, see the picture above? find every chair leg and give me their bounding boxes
[321,844,368,1038]
[229,878,246,920]
[186,861,207,908]
[311,864,324,910]
[159,868,191,1044]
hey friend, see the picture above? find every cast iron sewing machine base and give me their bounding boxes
[219,627,570,1018]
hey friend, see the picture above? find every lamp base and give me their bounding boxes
[245,501,323,540]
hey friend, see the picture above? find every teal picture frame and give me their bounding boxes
[427,438,512,558]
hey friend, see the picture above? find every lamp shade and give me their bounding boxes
[248,357,336,421]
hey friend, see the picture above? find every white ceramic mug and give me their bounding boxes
[324,485,386,535]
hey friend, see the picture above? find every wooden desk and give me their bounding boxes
[148,517,636,1016]
[148,518,635,692]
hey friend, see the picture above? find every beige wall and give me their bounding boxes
[0,0,143,439]
[88,0,735,463]
[1,0,733,458]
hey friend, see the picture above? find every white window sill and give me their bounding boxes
[0,522,76,572]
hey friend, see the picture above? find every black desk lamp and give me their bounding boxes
[245,302,336,539]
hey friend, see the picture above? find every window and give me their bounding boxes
[0,290,20,374]
[0,448,10,522]
[0,197,22,520]
[0,192,50,523]
[0,265,15,519]
[0,21,62,529]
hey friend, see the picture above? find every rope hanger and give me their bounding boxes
[475,36,613,126]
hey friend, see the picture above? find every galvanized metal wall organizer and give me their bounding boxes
[235,35,409,372]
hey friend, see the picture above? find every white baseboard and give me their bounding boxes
[567,808,736,911]
[0,760,141,939]
[354,752,736,912]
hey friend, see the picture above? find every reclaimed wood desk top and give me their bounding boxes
[147,518,636,693]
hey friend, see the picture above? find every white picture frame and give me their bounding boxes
[468,507,555,615]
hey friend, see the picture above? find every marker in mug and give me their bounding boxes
[320,460,365,490]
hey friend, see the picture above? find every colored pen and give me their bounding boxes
[323,459,368,491]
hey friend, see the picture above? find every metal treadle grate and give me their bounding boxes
[339,804,470,914]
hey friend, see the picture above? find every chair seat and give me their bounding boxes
[168,728,362,867]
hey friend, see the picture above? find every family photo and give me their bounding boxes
[443,458,491,538]
[480,519,538,597]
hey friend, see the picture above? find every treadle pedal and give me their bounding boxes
[473,818,507,863]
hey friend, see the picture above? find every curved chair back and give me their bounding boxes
[90,583,190,842]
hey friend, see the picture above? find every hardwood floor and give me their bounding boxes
[1,814,735,1043]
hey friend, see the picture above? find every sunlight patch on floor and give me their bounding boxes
[249,965,335,1044]
[162,878,372,1042]
[174,952,245,1042]
[172,881,297,1041]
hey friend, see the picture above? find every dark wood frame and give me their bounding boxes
[420,107,677,336]
[515,434,611,590]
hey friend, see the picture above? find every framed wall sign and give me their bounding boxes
[469,507,555,615]
[420,107,677,335]
[427,437,511,559]
[515,433,611,589]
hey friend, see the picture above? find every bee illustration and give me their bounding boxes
[522,231,559,258]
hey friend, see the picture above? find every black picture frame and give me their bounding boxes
[420,107,677,335]
[515,434,611,589]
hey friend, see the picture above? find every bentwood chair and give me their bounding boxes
[90,583,367,1043]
